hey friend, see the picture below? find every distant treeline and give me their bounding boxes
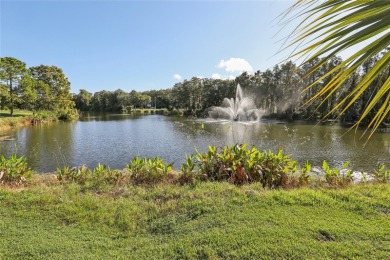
[74,53,389,124]
[2,55,388,124]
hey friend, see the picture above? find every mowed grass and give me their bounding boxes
[0,110,33,132]
[0,109,33,118]
[0,181,389,259]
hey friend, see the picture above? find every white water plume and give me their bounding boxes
[208,84,263,121]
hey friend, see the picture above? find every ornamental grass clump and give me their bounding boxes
[0,154,34,184]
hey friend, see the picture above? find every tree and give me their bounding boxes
[30,65,77,119]
[0,83,8,110]
[19,73,38,111]
[285,0,390,137]
[0,57,27,115]
[74,89,93,111]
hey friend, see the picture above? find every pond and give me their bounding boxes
[1,113,389,172]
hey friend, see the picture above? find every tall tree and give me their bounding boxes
[0,57,27,115]
[284,0,390,137]
[30,65,77,119]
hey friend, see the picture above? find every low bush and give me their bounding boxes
[183,144,306,188]
[127,157,174,185]
[56,108,79,120]
[322,161,354,187]
[179,155,200,185]
[373,163,390,183]
[30,110,58,124]
[0,154,34,184]
[57,165,91,183]
[56,164,124,188]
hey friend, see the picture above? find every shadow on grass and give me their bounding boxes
[0,110,32,118]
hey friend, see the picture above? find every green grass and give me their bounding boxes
[0,109,33,118]
[0,181,389,259]
[0,110,33,132]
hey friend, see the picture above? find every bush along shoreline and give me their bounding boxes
[1,144,388,188]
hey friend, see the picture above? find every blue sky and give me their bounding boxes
[1,0,295,93]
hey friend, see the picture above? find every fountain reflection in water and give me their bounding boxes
[208,84,263,121]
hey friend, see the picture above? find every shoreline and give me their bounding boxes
[0,116,32,133]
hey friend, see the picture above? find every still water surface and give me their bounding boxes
[1,113,389,172]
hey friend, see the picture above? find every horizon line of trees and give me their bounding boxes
[74,51,389,125]
[2,54,388,125]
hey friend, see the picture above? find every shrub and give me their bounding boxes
[372,164,390,183]
[56,108,79,120]
[56,164,124,187]
[322,161,353,187]
[30,110,58,124]
[91,163,124,185]
[0,154,34,184]
[56,165,91,184]
[185,144,302,188]
[127,157,173,185]
[178,155,200,185]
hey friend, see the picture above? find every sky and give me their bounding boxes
[1,0,296,93]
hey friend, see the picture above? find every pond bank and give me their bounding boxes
[0,116,32,133]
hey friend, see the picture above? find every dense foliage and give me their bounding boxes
[74,55,389,125]
[0,154,33,184]
[184,145,301,187]
[0,57,78,120]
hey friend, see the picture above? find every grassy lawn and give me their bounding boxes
[0,109,33,118]
[0,181,389,259]
[0,110,32,132]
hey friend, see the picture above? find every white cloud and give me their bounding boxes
[217,58,253,73]
[229,75,236,80]
[173,74,182,80]
[211,73,222,79]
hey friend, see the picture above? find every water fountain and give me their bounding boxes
[207,84,263,121]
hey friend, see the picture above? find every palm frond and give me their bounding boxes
[285,0,390,135]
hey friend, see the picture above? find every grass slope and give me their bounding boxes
[0,110,32,132]
[0,182,389,259]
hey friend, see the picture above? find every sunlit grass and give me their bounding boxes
[0,181,389,259]
[0,110,32,132]
[0,109,32,118]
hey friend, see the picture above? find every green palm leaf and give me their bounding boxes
[284,0,390,136]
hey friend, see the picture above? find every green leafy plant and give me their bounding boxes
[57,164,124,187]
[372,164,390,183]
[322,161,353,187]
[186,144,301,188]
[299,161,311,187]
[0,154,34,184]
[56,165,91,184]
[92,164,124,185]
[127,157,173,185]
[30,110,58,124]
[178,155,199,185]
